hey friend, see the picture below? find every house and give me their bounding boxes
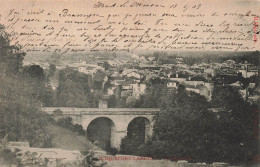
[168,72,183,78]
[246,70,258,78]
[248,95,259,104]
[139,56,149,64]
[223,60,236,68]
[184,80,205,87]
[145,73,159,81]
[74,63,105,75]
[108,60,125,67]
[107,86,116,95]
[131,54,140,59]
[122,84,133,92]
[78,66,87,73]
[238,69,257,78]
[248,83,256,89]
[112,78,137,94]
[127,71,141,79]
[175,64,189,70]
[122,70,144,83]
[147,57,155,61]
[139,64,160,70]
[224,60,236,64]
[204,68,216,77]
[175,57,184,64]
[185,85,212,101]
[169,77,186,83]
[185,85,200,94]
[229,81,243,88]
[167,80,178,88]
[111,77,126,86]
[121,69,138,76]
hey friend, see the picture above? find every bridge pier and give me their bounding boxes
[113,130,128,149]
[145,119,154,141]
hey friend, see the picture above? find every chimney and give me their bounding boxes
[99,99,108,108]
[116,85,122,105]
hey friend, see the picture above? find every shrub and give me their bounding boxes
[120,136,143,155]
[56,117,86,136]
[57,117,73,128]
[0,148,18,165]
[71,124,86,136]
[107,147,118,155]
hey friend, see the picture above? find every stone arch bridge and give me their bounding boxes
[42,107,160,149]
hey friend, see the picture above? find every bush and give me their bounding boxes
[0,148,18,165]
[107,147,118,155]
[57,117,73,128]
[56,117,86,136]
[71,124,86,136]
[120,136,143,155]
[136,140,171,159]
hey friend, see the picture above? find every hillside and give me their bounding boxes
[47,123,105,154]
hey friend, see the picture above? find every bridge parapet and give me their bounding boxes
[42,107,160,115]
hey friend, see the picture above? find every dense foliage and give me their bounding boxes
[55,68,91,107]
[56,117,86,136]
[120,83,257,164]
[47,66,110,108]
[0,25,52,147]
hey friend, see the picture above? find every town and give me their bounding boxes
[24,52,259,106]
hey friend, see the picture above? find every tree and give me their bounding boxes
[141,84,167,108]
[0,25,25,75]
[21,65,46,103]
[56,117,86,136]
[71,124,85,136]
[55,68,91,107]
[126,96,138,107]
[42,78,54,107]
[151,90,215,161]
[210,86,257,163]
[139,86,257,164]
[48,64,56,77]
[120,136,144,155]
[0,25,52,148]
[57,117,73,129]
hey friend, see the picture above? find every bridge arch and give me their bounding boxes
[127,116,152,142]
[86,117,117,149]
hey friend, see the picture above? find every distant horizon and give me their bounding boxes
[23,50,260,62]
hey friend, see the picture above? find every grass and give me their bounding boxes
[47,123,105,154]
